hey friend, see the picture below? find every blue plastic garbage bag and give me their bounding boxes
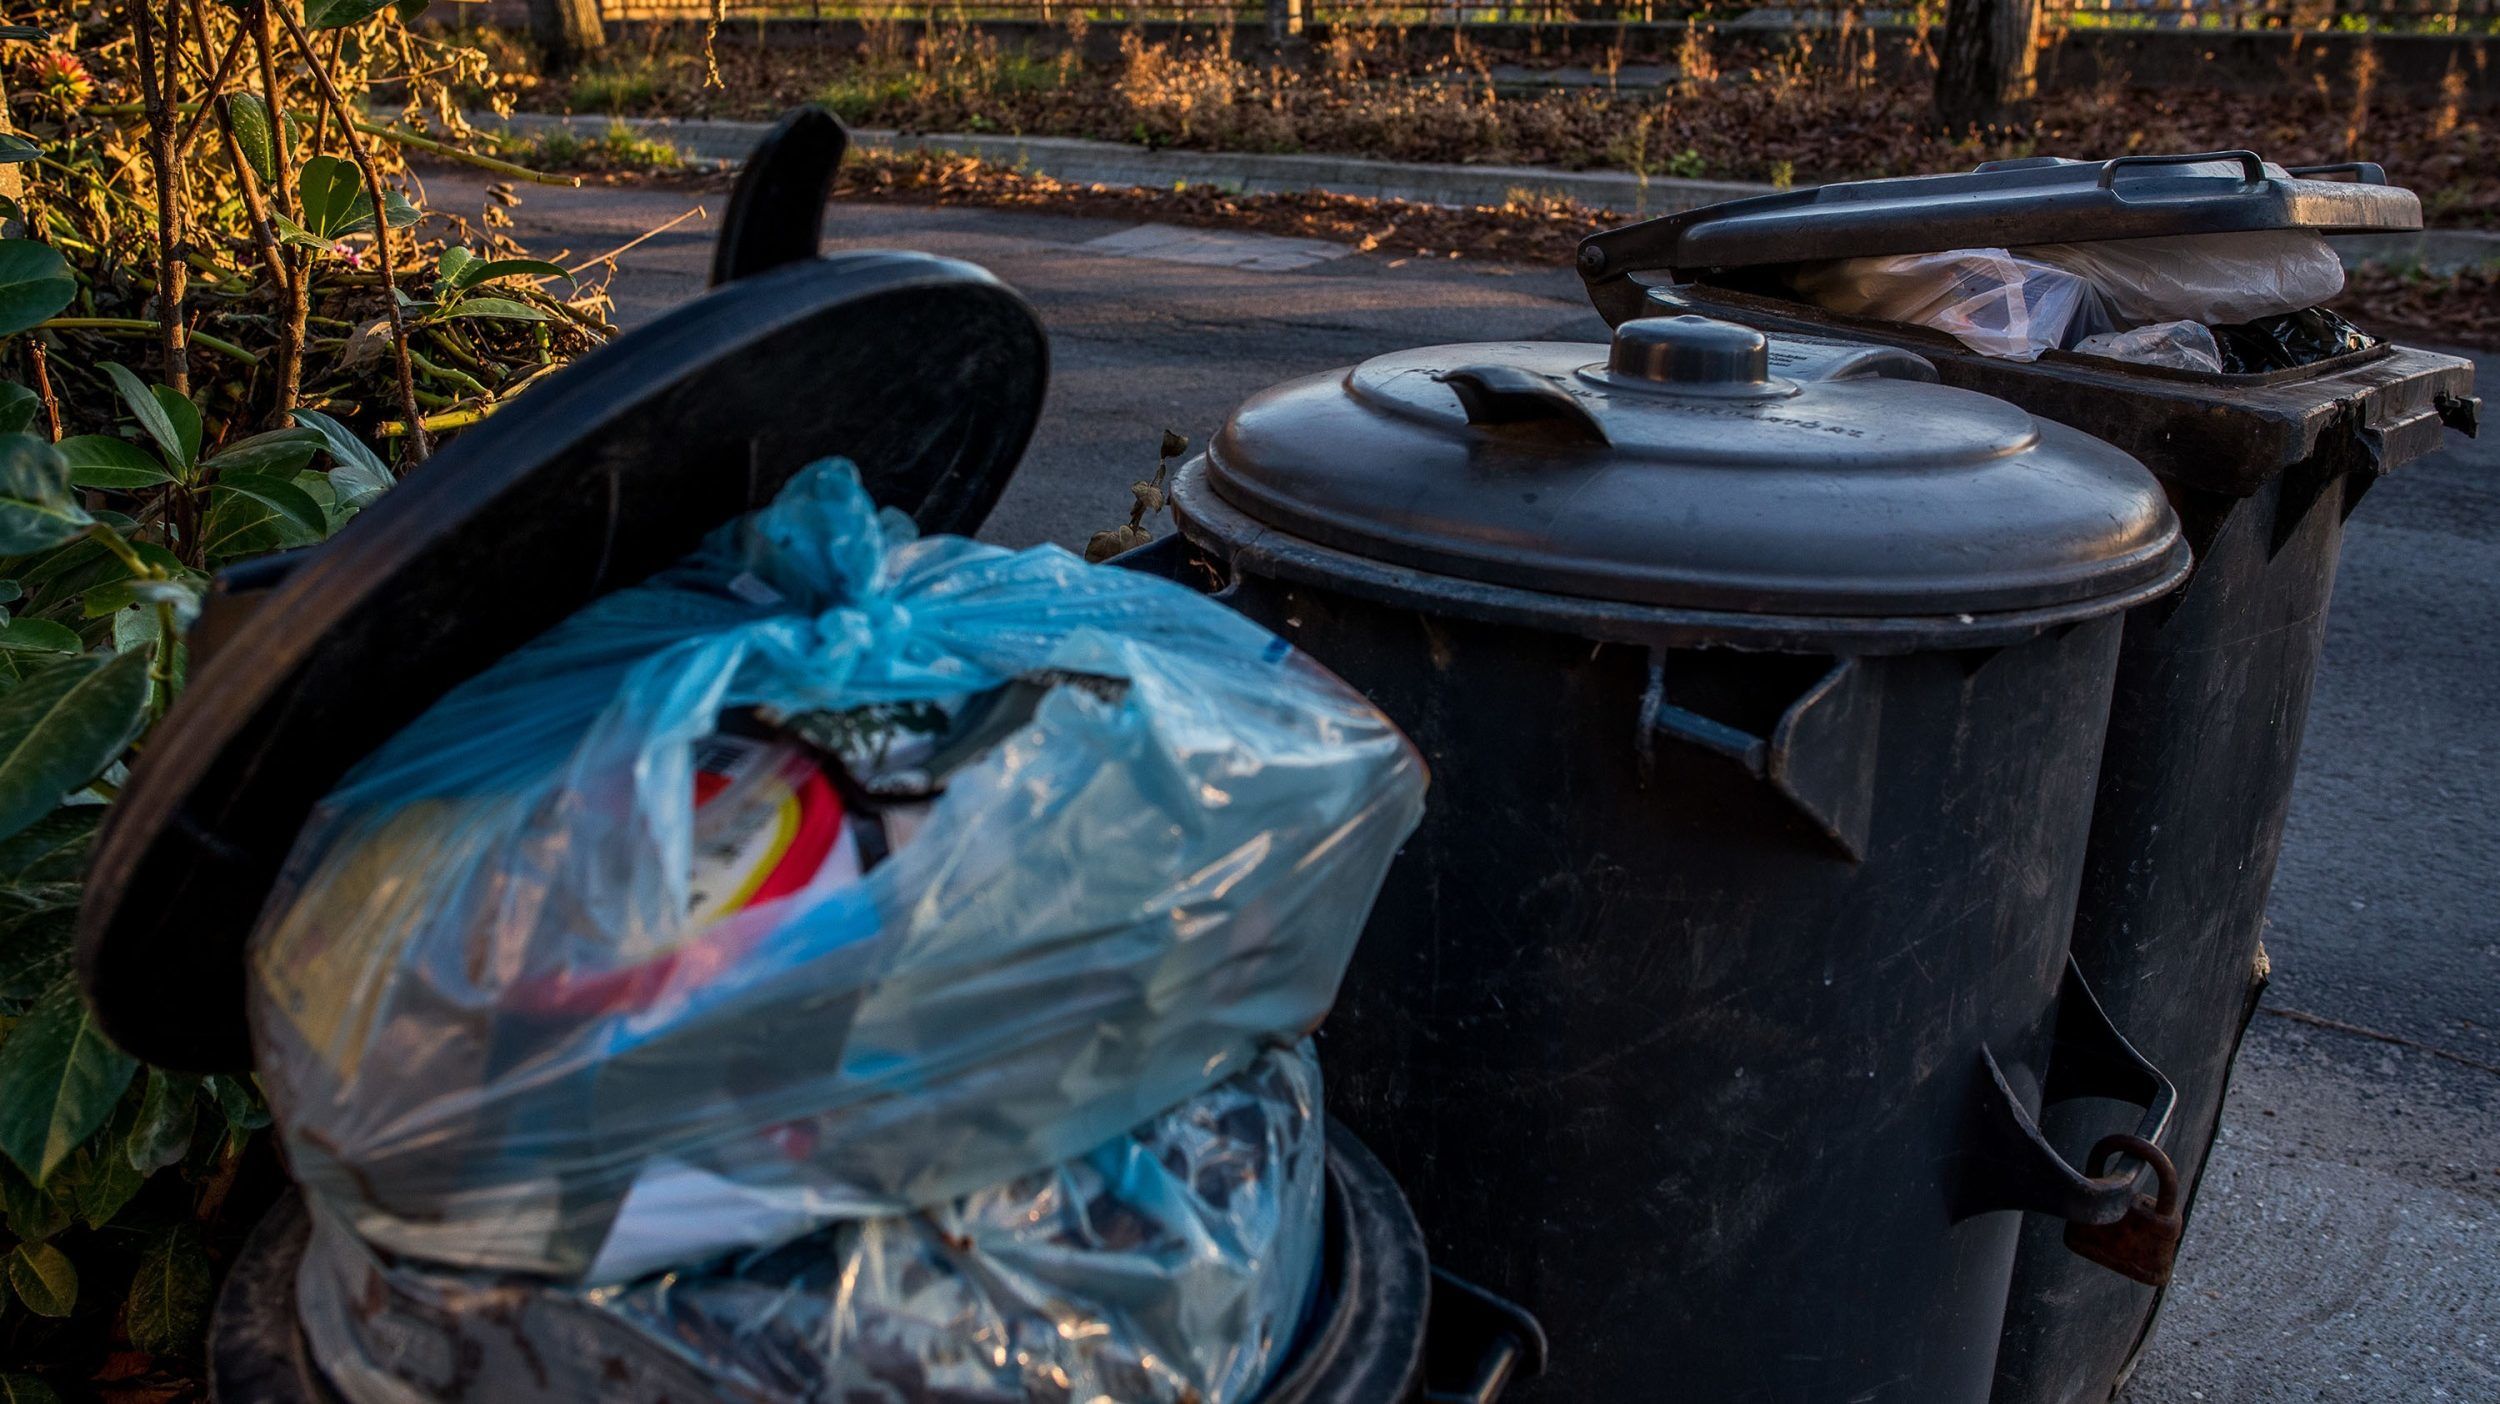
[295,1040,1327,1404]
[248,459,1424,1290]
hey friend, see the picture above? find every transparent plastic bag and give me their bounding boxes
[1786,249,2117,360]
[2070,319,2224,373]
[250,459,1424,1282]
[297,1041,1329,1404]
[2021,229,2345,328]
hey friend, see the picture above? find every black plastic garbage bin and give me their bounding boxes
[1577,153,2482,1404]
[79,111,1537,1404]
[1158,313,2196,1402]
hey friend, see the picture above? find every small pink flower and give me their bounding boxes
[330,241,370,269]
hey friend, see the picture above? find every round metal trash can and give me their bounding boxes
[1162,315,2195,1402]
[1574,156,2480,1403]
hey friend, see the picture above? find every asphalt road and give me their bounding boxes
[431,169,2499,1404]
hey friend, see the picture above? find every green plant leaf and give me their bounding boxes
[295,156,420,239]
[0,1373,61,1404]
[152,389,202,474]
[201,426,320,477]
[126,1069,197,1175]
[0,979,136,1185]
[437,295,547,323]
[0,436,89,556]
[81,576,199,625]
[296,155,364,240]
[0,807,98,885]
[0,582,20,606]
[0,134,37,166]
[434,245,475,289]
[57,436,170,491]
[0,1154,70,1240]
[205,1074,271,1135]
[97,364,187,472]
[292,409,391,512]
[304,0,396,28]
[0,384,36,437]
[125,1226,212,1354]
[207,473,328,560]
[0,241,71,339]
[0,907,84,1014]
[0,650,152,844]
[0,618,77,653]
[451,256,567,291]
[73,1125,142,1229]
[6,1241,75,1317]
[225,92,279,187]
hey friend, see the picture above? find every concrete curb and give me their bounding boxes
[475,110,2500,273]
[476,110,1769,217]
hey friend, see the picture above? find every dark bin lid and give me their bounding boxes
[1200,315,2186,620]
[77,119,1049,1073]
[1577,152,2421,321]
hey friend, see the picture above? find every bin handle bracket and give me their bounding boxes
[1423,1267,1548,1404]
[1638,653,1881,862]
[1959,959,2184,1284]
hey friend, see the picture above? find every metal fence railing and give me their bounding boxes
[588,0,2498,33]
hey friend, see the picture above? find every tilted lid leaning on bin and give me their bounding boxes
[1191,315,2189,621]
[1575,152,2423,324]
[78,111,1050,1073]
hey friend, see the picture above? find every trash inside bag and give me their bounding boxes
[2212,306,2380,374]
[249,458,1425,1284]
[297,1040,1329,1404]
[2020,230,2346,328]
[2071,320,2225,374]
[1786,248,2117,360]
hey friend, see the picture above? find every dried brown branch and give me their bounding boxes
[188,0,286,292]
[247,1,311,417]
[170,22,250,164]
[273,0,428,459]
[130,0,190,395]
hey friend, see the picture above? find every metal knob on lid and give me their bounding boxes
[1609,314,1771,387]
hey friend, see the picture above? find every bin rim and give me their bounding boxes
[1169,459,2191,655]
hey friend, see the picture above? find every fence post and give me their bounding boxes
[529,0,610,69]
[1267,0,1306,45]
[1935,0,2040,130]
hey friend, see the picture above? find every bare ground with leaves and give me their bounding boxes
[473,21,2500,229]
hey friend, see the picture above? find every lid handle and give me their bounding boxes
[710,107,849,287]
[1435,366,1609,446]
[2096,150,2265,191]
[2286,161,2390,186]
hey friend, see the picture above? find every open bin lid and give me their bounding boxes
[77,110,1051,1073]
[1577,152,2422,324]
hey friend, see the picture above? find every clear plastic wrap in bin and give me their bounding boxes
[297,1041,1327,1404]
[1786,249,2119,360]
[248,458,1426,1283]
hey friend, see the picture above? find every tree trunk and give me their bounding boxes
[529,0,607,69]
[1935,0,2039,133]
[1265,0,1306,47]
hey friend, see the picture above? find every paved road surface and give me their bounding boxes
[429,169,2500,1403]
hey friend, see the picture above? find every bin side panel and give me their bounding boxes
[1215,564,2123,1404]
